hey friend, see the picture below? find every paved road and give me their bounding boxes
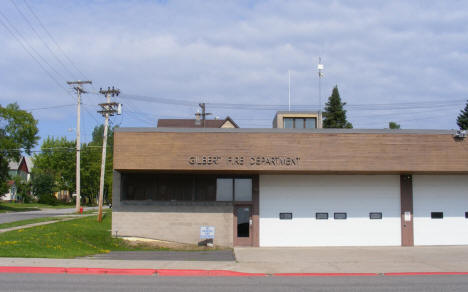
[1,274,468,291]
[0,207,100,224]
[86,250,235,261]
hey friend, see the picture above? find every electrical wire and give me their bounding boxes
[9,0,79,81]
[22,0,89,81]
[0,12,72,96]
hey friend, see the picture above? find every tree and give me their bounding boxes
[33,137,76,193]
[81,125,116,204]
[457,100,468,130]
[31,172,57,205]
[0,103,39,193]
[389,122,401,129]
[322,86,353,128]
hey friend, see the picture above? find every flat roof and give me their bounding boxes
[116,127,457,135]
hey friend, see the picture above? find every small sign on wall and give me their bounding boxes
[404,211,412,222]
[200,226,215,239]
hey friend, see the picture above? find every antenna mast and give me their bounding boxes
[288,70,291,111]
[317,57,324,122]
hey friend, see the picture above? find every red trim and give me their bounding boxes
[1,267,468,277]
[156,269,265,277]
[385,272,468,276]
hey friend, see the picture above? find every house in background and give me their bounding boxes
[2,156,33,201]
[158,116,239,128]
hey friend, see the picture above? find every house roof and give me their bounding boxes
[157,116,239,128]
[7,156,33,173]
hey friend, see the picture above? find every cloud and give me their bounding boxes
[1,0,468,139]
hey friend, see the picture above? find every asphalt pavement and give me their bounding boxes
[1,274,468,292]
[86,250,235,261]
[0,207,99,224]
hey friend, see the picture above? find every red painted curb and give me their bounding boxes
[1,267,468,277]
[66,268,156,276]
[273,273,379,277]
[155,269,266,277]
[385,272,468,276]
[0,266,67,274]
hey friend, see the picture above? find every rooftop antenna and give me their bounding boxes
[317,57,324,120]
[288,70,291,111]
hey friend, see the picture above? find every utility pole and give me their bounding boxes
[198,103,211,128]
[97,86,120,222]
[67,80,92,213]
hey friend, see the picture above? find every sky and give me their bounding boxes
[1,0,467,147]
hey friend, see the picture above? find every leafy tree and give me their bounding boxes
[31,172,55,202]
[389,122,401,129]
[0,103,39,193]
[322,86,353,128]
[33,137,75,192]
[81,125,116,204]
[12,175,33,203]
[457,100,468,130]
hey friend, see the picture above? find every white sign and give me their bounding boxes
[404,211,411,222]
[200,226,215,239]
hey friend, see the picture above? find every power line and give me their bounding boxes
[9,0,79,80]
[22,0,89,81]
[0,10,71,95]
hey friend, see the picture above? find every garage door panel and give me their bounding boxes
[259,175,401,247]
[413,175,468,246]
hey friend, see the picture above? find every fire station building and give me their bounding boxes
[112,115,468,247]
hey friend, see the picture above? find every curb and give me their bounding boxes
[0,267,468,277]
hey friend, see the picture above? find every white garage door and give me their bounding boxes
[413,175,468,246]
[259,175,401,247]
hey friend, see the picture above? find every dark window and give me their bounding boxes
[237,207,251,237]
[316,213,329,220]
[431,212,443,219]
[195,176,216,201]
[465,212,468,219]
[369,212,383,220]
[334,212,347,220]
[279,213,293,220]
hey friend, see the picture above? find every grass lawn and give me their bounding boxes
[0,212,167,258]
[0,202,75,213]
[0,217,62,230]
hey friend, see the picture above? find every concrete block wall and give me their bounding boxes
[112,205,234,247]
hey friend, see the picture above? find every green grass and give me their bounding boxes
[0,212,166,258]
[0,217,61,230]
[0,202,75,213]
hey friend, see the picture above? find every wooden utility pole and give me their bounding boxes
[67,80,92,213]
[97,86,120,222]
[198,103,211,128]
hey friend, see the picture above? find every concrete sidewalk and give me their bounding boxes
[1,246,468,274]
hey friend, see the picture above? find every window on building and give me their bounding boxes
[234,179,252,201]
[305,118,316,128]
[334,212,347,220]
[122,174,253,202]
[369,212,383,220]
[216,178,233,201]
[295,118,305,129]
[283,117,317,129]
[431,212,443,219]
[284,118,294,128]
[316,213,329,220]
[279,213,293,220]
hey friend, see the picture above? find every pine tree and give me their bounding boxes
[322,86,353,128]
[457,100,468,130]
[389,121,401,129]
